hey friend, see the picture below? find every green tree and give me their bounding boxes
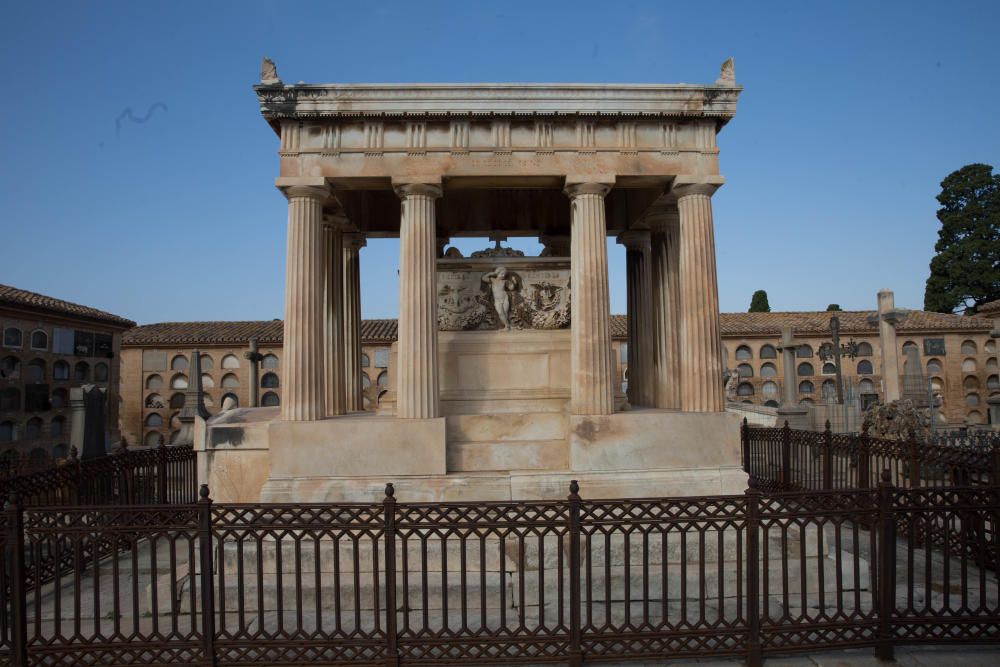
[826,304,842,311]
[748,290,771,313]
[924,163,1000,314]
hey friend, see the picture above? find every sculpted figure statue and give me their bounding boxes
[260,57,280,83]
[724,368,739,401]
[481,267,519,330]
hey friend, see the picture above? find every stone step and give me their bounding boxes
[447,440,568,472]
[445,412,567,443]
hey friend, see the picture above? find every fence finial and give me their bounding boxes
[569,479,580,497]
[825,420,831,431]
[199,483,210,501]
[384,482,395,498]
[68,446,78,461]
[880,468,892,484]
[4,490,19,510]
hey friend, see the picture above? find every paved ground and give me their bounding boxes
[579,647,1000,666]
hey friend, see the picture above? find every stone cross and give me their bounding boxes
[866,289,907,403]
[775,327,801,409]
[177,349,210,446]
[81,385,107,460]
[244,338,263,408]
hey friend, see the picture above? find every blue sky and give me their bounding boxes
[1,1,997,324]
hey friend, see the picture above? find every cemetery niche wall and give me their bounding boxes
[200,58,746,503]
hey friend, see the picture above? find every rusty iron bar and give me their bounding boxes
[875,469,896,661]
[4,492,27,667]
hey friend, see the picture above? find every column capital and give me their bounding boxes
[670,175,724,199]
[323,213,351,230]
[564,177,614,198]
[283,184,332,201]
[643,206,680,231]
[392,178,443,199]
[344,232,367,250]
[617,229,652,251]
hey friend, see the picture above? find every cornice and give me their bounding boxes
[254,83,742,129]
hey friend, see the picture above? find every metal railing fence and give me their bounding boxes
[0,443,197,509]
[1,478,998,666]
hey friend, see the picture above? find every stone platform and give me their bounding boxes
[248,407,744,503]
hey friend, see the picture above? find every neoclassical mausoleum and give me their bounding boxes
[201,60,746,502]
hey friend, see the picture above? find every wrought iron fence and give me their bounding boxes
[0,444,197,509]
[2,478,998,666]
[742,420,999,493]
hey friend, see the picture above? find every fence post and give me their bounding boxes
[781,421,792,491]
[567,480,582,667]
[68,446,81,506]
[157,441,168,504]
[741,417,750,472]
[991,442,1000,487]
[823,420,834,490]
[857,430,871,491]
[745,487,762,667]
[383,484,399,667]
[874,469,896,662]
[117,441,135,505]
[906,432,921,489]
[197,484,216,667]
[4,492,28,667]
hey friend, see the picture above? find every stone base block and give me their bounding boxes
[260,466,748,503]
[264,413,446,481]
[776,407,810,431]
[569,408,742,474]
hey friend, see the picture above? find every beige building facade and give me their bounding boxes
[119,320,396,448]
[121,307,996,454]
[0,284,134,467]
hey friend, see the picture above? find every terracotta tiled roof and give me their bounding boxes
[719,310,992,337]
[978,299,1000,317]
[123,309,990,347]
[0,283,135,328]
[361,319,398,342]
[610,314,628,338]
[123,320,283,346]
[123,318,399,346]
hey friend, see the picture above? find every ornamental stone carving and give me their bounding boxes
[437,257,571,331]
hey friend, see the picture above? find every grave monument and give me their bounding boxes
[204,59,746,502]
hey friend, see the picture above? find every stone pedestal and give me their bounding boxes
[675,179,725,412]
[875,289,903,402]
[281,186,328,421]
[566,181,615,416]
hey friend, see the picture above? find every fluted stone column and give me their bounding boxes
[566,181,615,415]
[343,233,366,411]
[323,219,346,416]
[619,230,655,407]
[649,211,681,409]
[675,181,725,412]
[282,186,328,421]
[395,183,442,419]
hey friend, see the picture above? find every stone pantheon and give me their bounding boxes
[236,59,745,501]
